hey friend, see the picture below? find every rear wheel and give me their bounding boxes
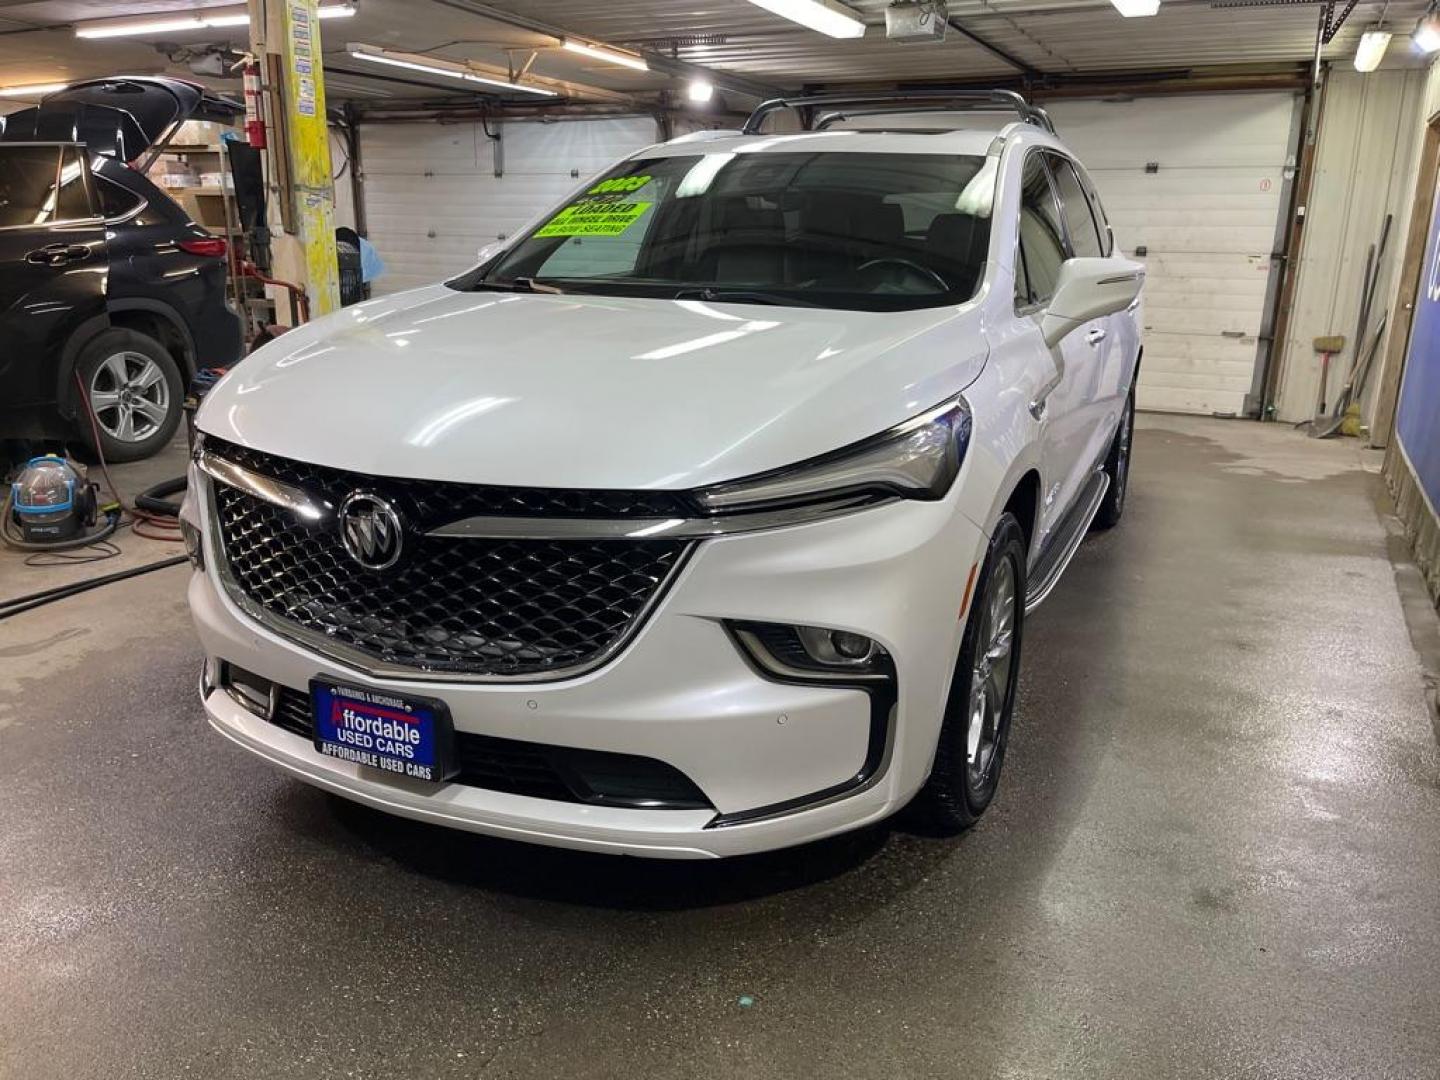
[74,329,184,463]
[1093,383,1135,530]
[916,513,1028,833]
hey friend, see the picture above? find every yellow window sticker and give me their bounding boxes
[534,176,654,237]
[587,175,652,195]
[535,199,652,237]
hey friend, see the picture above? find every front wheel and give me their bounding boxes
[916,513,1028,833]
[1092,383,1135,530]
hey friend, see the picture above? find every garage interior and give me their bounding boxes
[3,0,1440,1076]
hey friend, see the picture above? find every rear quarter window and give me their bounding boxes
[96,174,145,220]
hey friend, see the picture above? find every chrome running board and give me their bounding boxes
[1024,469,1109,614]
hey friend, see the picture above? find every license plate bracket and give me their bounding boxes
[310,680,458,784]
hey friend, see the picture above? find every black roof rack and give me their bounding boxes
[741,90,1055,136]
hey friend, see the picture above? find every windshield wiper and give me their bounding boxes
[673,287,820,308]
[469,276,565,294]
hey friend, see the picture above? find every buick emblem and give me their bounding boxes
[338,492,403,571]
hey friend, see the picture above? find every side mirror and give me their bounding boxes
[1040,257,1144,349]
[475,239,505,265]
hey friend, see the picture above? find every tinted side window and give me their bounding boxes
[55,147,92,222]
[1074,163,1112,255]
[1048,154,1102,259]
[0,145,61,227]
[1016,153,1066,306]
[96,175,144,220]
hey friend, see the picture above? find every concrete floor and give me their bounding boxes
[1,415,1437,1080]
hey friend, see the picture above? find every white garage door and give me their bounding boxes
[1046,93,1299,416]
[361,116,660,295]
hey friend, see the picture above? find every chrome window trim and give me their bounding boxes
[198,471,697,686]
[0,216,103,233]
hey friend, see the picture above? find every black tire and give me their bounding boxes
[916,513,1028,833]
[1092,383,1135,531]
[73,328,185,464]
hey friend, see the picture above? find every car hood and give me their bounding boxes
[198,285,989,490]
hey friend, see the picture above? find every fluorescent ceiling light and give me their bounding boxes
[1353,29,1392,70]
[348,47,558,96]
[78,15,209,38]
[0,82,69,97]
[561,39,648,71]
[75,3,351,38]
[1108,0,1161,16]
[1415,12,1440,52]
[687,78,714,103]
[745,0,866,39]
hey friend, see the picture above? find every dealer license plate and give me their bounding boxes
[311,680,456,783]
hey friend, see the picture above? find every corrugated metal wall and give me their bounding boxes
[1274,68,1426,424]
[360,116,661,295]
[1046,94,1297,417]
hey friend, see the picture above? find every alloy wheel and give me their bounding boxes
[966,554,1018,788]
[89,351,171,444]
[1112,397,1134,505]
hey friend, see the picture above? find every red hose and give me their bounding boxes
[239,259,310,324]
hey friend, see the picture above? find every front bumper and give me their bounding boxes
[185,464,987,858]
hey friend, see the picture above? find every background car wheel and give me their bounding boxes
[74,329,185,464]
[1093,383,1136,530]
[916,513,1028,834]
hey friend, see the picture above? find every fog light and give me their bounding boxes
[730,621,893,683]
[797,626,878,666]
[180,518,204,568]
[832,630,873,660]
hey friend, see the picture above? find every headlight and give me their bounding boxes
[696,396,971,515]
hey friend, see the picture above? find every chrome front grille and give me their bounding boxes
[206,440,692,679]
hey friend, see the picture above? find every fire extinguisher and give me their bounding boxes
[243,60,266,149]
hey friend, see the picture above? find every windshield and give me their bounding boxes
[451,150,997,311]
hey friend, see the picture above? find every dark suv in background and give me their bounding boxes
[0,77,243,462]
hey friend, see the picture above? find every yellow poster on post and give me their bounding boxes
[282,0,339,317]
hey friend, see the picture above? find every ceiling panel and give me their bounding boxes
[0,0,1430,102]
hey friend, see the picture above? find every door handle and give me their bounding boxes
[1086,327,1108,347]
[25,243,86,266]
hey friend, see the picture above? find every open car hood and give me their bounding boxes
[0,76,242,163]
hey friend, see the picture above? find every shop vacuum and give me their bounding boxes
[1,367,230,554]
[3,455,118,551]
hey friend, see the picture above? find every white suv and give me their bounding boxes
[184,91,1143,859]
